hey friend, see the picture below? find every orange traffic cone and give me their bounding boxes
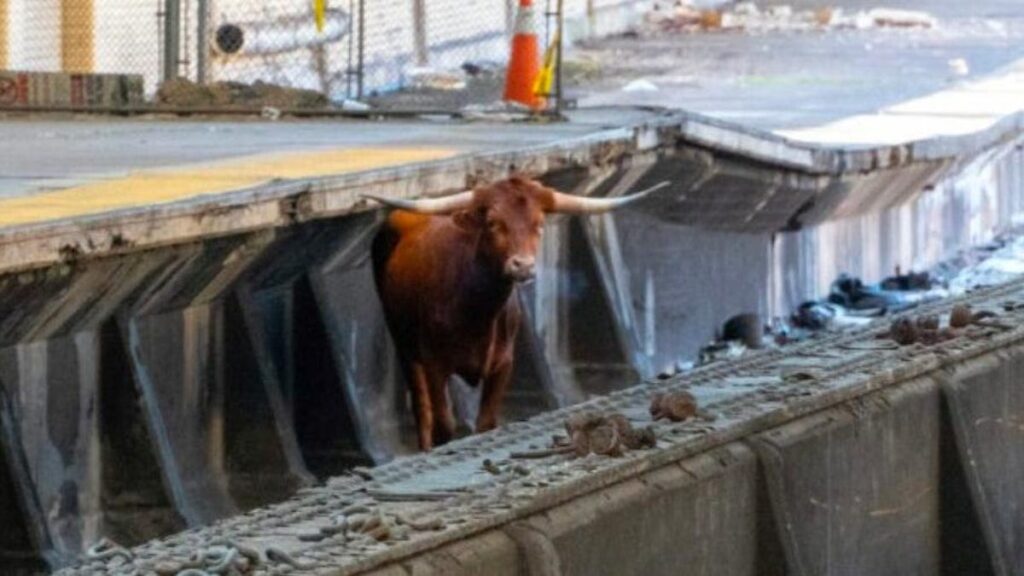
[504,0,543,109]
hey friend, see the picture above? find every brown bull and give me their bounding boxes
[368,177,663,450]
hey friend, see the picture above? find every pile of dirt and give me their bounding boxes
[155,78,330,110]
[368,70,504,112]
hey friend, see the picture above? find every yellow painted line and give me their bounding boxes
[61,0,94,72]
[0,147,455,227]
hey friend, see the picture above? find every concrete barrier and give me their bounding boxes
[354,356,1020,575]
[376,443,766,576]
[750,378,941,576]
[942,349,1024,574]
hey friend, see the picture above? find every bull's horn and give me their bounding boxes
[549,181,669,214]
[362,191,475,214]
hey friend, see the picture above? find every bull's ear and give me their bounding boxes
[452,207,484,231]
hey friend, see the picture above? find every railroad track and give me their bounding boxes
[58,278,1024,576]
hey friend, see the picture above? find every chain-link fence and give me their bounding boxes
[0,0,650,114]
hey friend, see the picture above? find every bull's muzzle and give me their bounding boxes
[505,255,536,282]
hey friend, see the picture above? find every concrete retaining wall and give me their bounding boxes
[360,345,1024,576]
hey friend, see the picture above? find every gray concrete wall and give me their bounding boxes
[774,143,1024,313]
[360,346,1024,576]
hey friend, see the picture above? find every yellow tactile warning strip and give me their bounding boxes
[0,147,455,227]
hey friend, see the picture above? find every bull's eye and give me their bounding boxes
[488,220,505,234]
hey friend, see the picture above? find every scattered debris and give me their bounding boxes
[510,445,576,459]
[948,57,970,77]
[916,314,940,331]
[698,339,748,365]
[766,269,949,349]
[366,489,462,502]
[781,366,826,382]
[85,538,132,563]
[480,457,532,477]
[972,309,999,322]
[867,8,937,29]
[790,301,873,331]
[885,315,958,346]
[482,458,503,475]
[839,340,899,351]
[566,411,657,456]
[880,268,932,291]
[696,232,1024,366]
[949,304,974,328]
[154,542,259,575]
[723,313,764,349]
[460,99,534,121]
[267,546,318,569]
[561,57,603,83]
[461,60,502,78]
[299,503,447,549]
[828,272,944,313]
[887,317,916,346]
[406,67,467,91]
[621,79,660,92]
[637,1,938,35]
[880,302,1014,346]
[650,391,698,422]
[340,98,371,112]
[369,61,505,112]
[512,411,657,460]
[393,511,445,532]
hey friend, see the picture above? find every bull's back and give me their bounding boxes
[371,211,459,340]
[371,210,434,287]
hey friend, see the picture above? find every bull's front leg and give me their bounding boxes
[476,359,513,433]
[427,370,457,447]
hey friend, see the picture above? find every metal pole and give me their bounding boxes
[543,0,551,48]
[357,0,365,99]
[505,0,515,37]
[196,0,208,83]
[412,0,427,66]
[162,0,181,82]
[555,0,564,115]
[346,0,354,98]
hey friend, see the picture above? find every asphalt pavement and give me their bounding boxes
[571,0,1024,129]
